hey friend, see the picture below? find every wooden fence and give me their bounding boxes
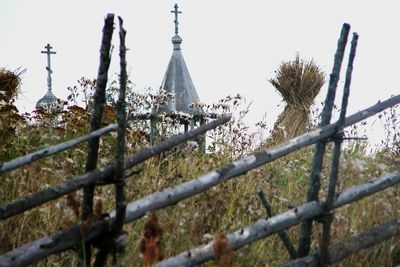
[1,16,400,267]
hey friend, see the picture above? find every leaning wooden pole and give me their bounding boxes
[319,32,359,266]
[81,13,115,266]
[93,16,128,267]
[298,23,350,257]
[258,190,297,259]
[112,13,128,257]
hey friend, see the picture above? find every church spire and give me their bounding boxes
[158,4,203,115]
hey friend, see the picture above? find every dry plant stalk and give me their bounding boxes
[141,213,164,265]
[269,54,325,144]
[66,193,80,219]
[213,233,235,266]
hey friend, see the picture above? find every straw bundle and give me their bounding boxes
[269,55,325,144]
[0,68,23,104]
[0,68,25,158]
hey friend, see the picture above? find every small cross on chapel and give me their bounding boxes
[36,43,61,111]
[171,3,182,35]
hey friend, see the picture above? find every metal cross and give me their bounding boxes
[41,44,56,91]
[171,4,182,35]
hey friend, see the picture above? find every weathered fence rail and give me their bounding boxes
[0,123,117,175]
[285,219,400,267]
[1,17,399,267]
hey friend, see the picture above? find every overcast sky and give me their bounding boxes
[1,0,399,146]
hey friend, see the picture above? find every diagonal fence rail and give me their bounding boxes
[1,17,400,267]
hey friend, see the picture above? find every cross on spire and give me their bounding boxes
[41,43,56,91]
[171,3,182,35]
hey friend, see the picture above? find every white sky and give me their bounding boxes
[1,0,399,147]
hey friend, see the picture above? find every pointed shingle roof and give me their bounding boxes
[159,34,203,115]
[156,4,204,116]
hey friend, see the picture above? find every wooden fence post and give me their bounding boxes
[93,16,128,267]
[298,23,350,257]
[111,15,129,263]
[81,13,115,266]
[319,32,359,266]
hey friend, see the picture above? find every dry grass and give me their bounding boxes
[1,84,400,266]
[1,128,400,266]
[269,54,325,145]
